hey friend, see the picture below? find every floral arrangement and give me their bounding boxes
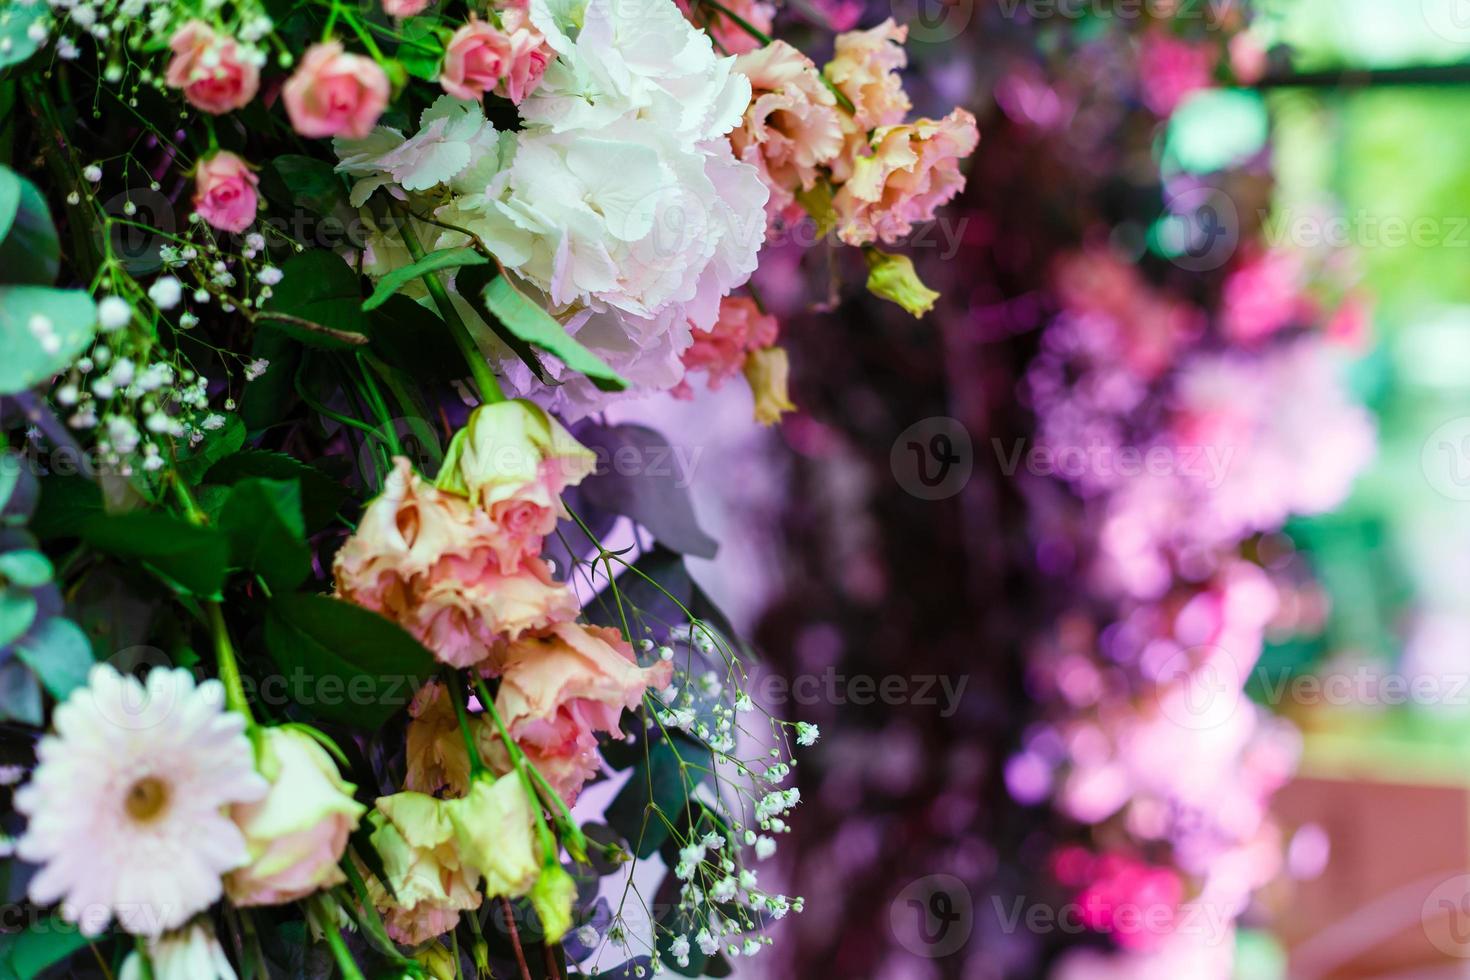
[0,0,976,974]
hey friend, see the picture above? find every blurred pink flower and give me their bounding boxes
[283,42,390,139]
[166,21,259,115]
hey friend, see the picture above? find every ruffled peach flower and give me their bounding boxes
[226,727,366,906]
[674,295,778,398]
[334,458,578,669]
[283,42,390,140]
[435,400,596,573]
[730,42,844,225]
[497,8,553,105]
[677,0,776,55]
[193,151,259,235]
[824,19,911,181]
[165,21,260,115]
[490,622,673,803]
[440,19,513,101]
[833,108,979,246]
[405,681,496,797]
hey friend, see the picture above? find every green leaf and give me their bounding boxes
[0,915,89,979]
[29,476,103,540]
[396,19,443,81]
[205,449,346,531]
[362,246,486,312]
[78,510,231,597]
[0,166,60,285]
[263,593,437,728]
[364,294,462,386]
[0,4,47,71]
[262,155,349,219]
[261,250,368,349]
[219,478,311,590]
[0,286,96,394]
[479,274,628,392]
[174,414,246,483]
[14,616,94,699]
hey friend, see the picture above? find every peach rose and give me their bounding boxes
[490,622,673,803]
[833,108,979,246]
[362,798,482,945]
[731,42,844,225]
[334,459,578,669]
[439,19,513,101]
[192,151,259,235]
[434,400,596,573]
[283,42,390,140]
[674,295,779,398]
[165,21,260,115]
[225,728,366,907]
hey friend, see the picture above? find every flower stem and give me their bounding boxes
[472,677,583,862]
[312,895,367,980]
[444,669,487,778]
[393,206,506,405]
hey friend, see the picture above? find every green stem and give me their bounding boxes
[472,678,580,862]
[393,206,506,405]
[312,895,367,980]
[354,353,404,456]
[445,669,487,778]
[171,473,255,726]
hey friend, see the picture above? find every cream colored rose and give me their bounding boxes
[226,727,366,907]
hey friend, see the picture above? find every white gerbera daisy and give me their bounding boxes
[16,665,267,937]
[120,920,238,980]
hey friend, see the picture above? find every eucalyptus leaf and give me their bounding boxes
[14,615,94,699]
[0,286,97,394]
[0,3,47,72]
[578,424,718,559]
[0,588,36,647]
[0,166,61,284]
[0,549,51,588]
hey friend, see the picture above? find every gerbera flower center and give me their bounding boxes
[124,775,171,822]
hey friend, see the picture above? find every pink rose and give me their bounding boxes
[165,21,260,115]
[283,41,390,140]
[439,20,513,101]
[382,0,430,17]
[334,459,578,670]
[490,623,674,803]
[192,151,259,234]
[676,0,775,55]
[496,9,553,105]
